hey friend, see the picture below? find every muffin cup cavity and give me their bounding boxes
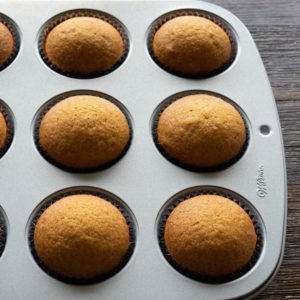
[147,9,237,79]
[151,90,249,172]
[33,90,133,173]
[0,207,7,258]
[38,9,129,79]
[157,187,264,284]
[28,187,137,285]
[0,14,20,71]
[0,100,15,159]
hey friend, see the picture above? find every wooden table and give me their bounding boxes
[207,0,300,298]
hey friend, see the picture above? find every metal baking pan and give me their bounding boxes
[0,1,287,299]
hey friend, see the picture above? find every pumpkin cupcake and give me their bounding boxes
[0,111,7,149]
[38,95,130,170]
[164,194,257,277]
[34,194,130,279]
[0,21,14,68]
[152,15,232,75]
[44,16,125,76]
[156,94,246,169]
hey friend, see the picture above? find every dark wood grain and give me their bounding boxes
[205,0,300,298]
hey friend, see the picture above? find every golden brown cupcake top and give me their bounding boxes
[164,195,257,277]
[157,94,246,168]
[34,194,130,279]
[153,16,232,74]
[45,17,124,74]
[39,95,130,169]
[0,22,14,67]
[0,111,7,148]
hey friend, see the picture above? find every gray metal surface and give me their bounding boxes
[0,1,286,299]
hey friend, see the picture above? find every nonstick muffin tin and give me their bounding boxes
[0,1,286,299]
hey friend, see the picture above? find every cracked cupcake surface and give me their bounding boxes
[38,95,130,169]
[34,194,130,279]
[157,94,246,168]
[153,16,232,74]
[0,111,7,148]
[0,22,14,68]
[164,195,257,277]
[44,16,124,74]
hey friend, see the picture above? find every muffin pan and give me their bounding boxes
[0,1,286,299]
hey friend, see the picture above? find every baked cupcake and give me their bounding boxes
[0,21,14,68]
[152,15,232,75]
[44,16,124,75]
[157,94,246,169]
[0,111,7,148]
[164,195,257,277]
[34,194,130,279]
[38,95,130,170]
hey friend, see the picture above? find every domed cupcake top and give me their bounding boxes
[157,94,246,168]
[38,95,130,170]
[152,16,232,75]
[44,17,124,74]
[34,194,130,279]
[164,194,257,277]
[0,22,14,67]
